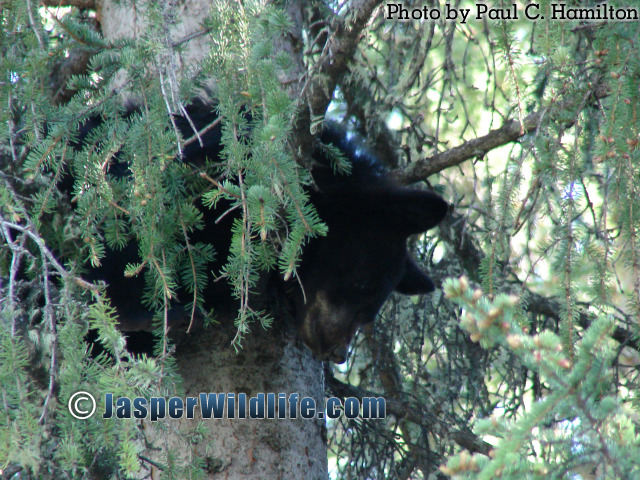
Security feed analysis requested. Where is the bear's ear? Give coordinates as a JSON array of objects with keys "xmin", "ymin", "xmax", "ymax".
[
  {"xmin": 395, "ymin": 256, "xmax": 436, "ymax": 294},
  {"xmin": 383, "ymin": 189, "xmax": 448, "ymax": 236}
]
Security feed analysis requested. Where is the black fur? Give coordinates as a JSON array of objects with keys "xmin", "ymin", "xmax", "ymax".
[
  {"xmin": 294, "ymin": 126, "xmax": 448, "ymax": 362},
  {"xmin": 76, "ymin": 103, "xmax": 448, "ymax": 363}
]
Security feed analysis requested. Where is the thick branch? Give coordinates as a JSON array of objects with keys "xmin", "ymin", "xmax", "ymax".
[
  {"xmin": 391, "ymin": 110, "xmax": 544, "ymax": 184},
  {"xmin": 293, "ymin": 0, "xmax": 385, "ymax": 162},
  {"xmin": 304, "ymin": 0, "xmax": 383, "ymax": 118},
  {"xmin": 392, "ymin": 75, "xmax": 608, "ymax": 184}
]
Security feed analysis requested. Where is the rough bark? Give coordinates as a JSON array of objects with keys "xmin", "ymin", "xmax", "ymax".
[{"xmin": 144, "ymin": 321, "xmax": 328, "ymax": 479}]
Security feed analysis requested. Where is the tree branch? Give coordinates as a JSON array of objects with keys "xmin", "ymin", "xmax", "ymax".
[
  {"xmin": 48, "ymin": 47, "xmax": 95, "ymax": 105},
  {"xmin": 391, "ymin": 110, "xmax": 544, "ymax": 184},
  {"xmin": 303, "ymin": 0, "xmax": 383, "ymax": 118},
  {"xmin": 438, "ymin": 211, "xmax": 640, "ymax": 354},
  {"xmin": 525, "ymin": 292, "xmax": 640, "ymax": 354},
  {"xmin": 325, "ymin": 370, "xmax": 493, "ymax": 456},
  {"xmin": 0, "ymin": 217, "xmax": 99, "ymax": 292},
  {"xmin": 391, "ymin": 74, "xmax": 609, "ymax": 185},
  {"xmin": 293, "ymin": 0, "xmax": 385, "ymax": 163}
]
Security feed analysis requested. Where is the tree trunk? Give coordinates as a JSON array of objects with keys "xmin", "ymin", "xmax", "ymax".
[{"xmin": 142, "ymin": 322, "xmax": 328, "ymax": 479}]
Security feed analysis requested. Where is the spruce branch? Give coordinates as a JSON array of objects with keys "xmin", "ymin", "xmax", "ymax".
[
  {"xmin": 440, "ymin": 210, "xmax": 640, "ymax": 354},
  {"xmin": 0, "ymin": 217, "xmax": 99, "ymax": 293},
  {"xmin": 1, "ymin": 182, "xmax": 97, "ymax": 425}
]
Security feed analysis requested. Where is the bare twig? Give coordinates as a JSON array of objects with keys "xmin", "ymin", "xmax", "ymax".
[{"xmin": 0, "ymin": 217, "xmax": 99, "ymax": 292}]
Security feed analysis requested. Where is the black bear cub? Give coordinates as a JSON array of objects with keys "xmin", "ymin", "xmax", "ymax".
[
  {"xmin": 83, "ymin": 103, "xmax": 448, "ymax": 363},
  {"xmin": 294, "ymin": 126, "xmax": 447, "ymax": 362}
]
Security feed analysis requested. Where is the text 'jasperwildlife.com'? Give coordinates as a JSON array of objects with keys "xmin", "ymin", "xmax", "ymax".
[{"xmin": 67, "ymin": 392, "xmax": 387, "ymax": 421}]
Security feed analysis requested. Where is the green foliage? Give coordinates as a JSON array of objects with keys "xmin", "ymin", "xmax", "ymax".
[
  {"xmin": 325, "ymin": 2, "xmax": 640, "ymax": 480},
  {"xmin": 0, "ymin": 0, "xmax": 312, "ymax": 478},
  {"xmin": 3, "ymin": 0, "xmax": 640, "ymax": 478},
  {"xmin": 197, "ymin": 0, "xmax": 325, "ymax": 338},
  {"xmin": 442, "ymin": 277, "xmax": 640, "ymax": 479}
]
